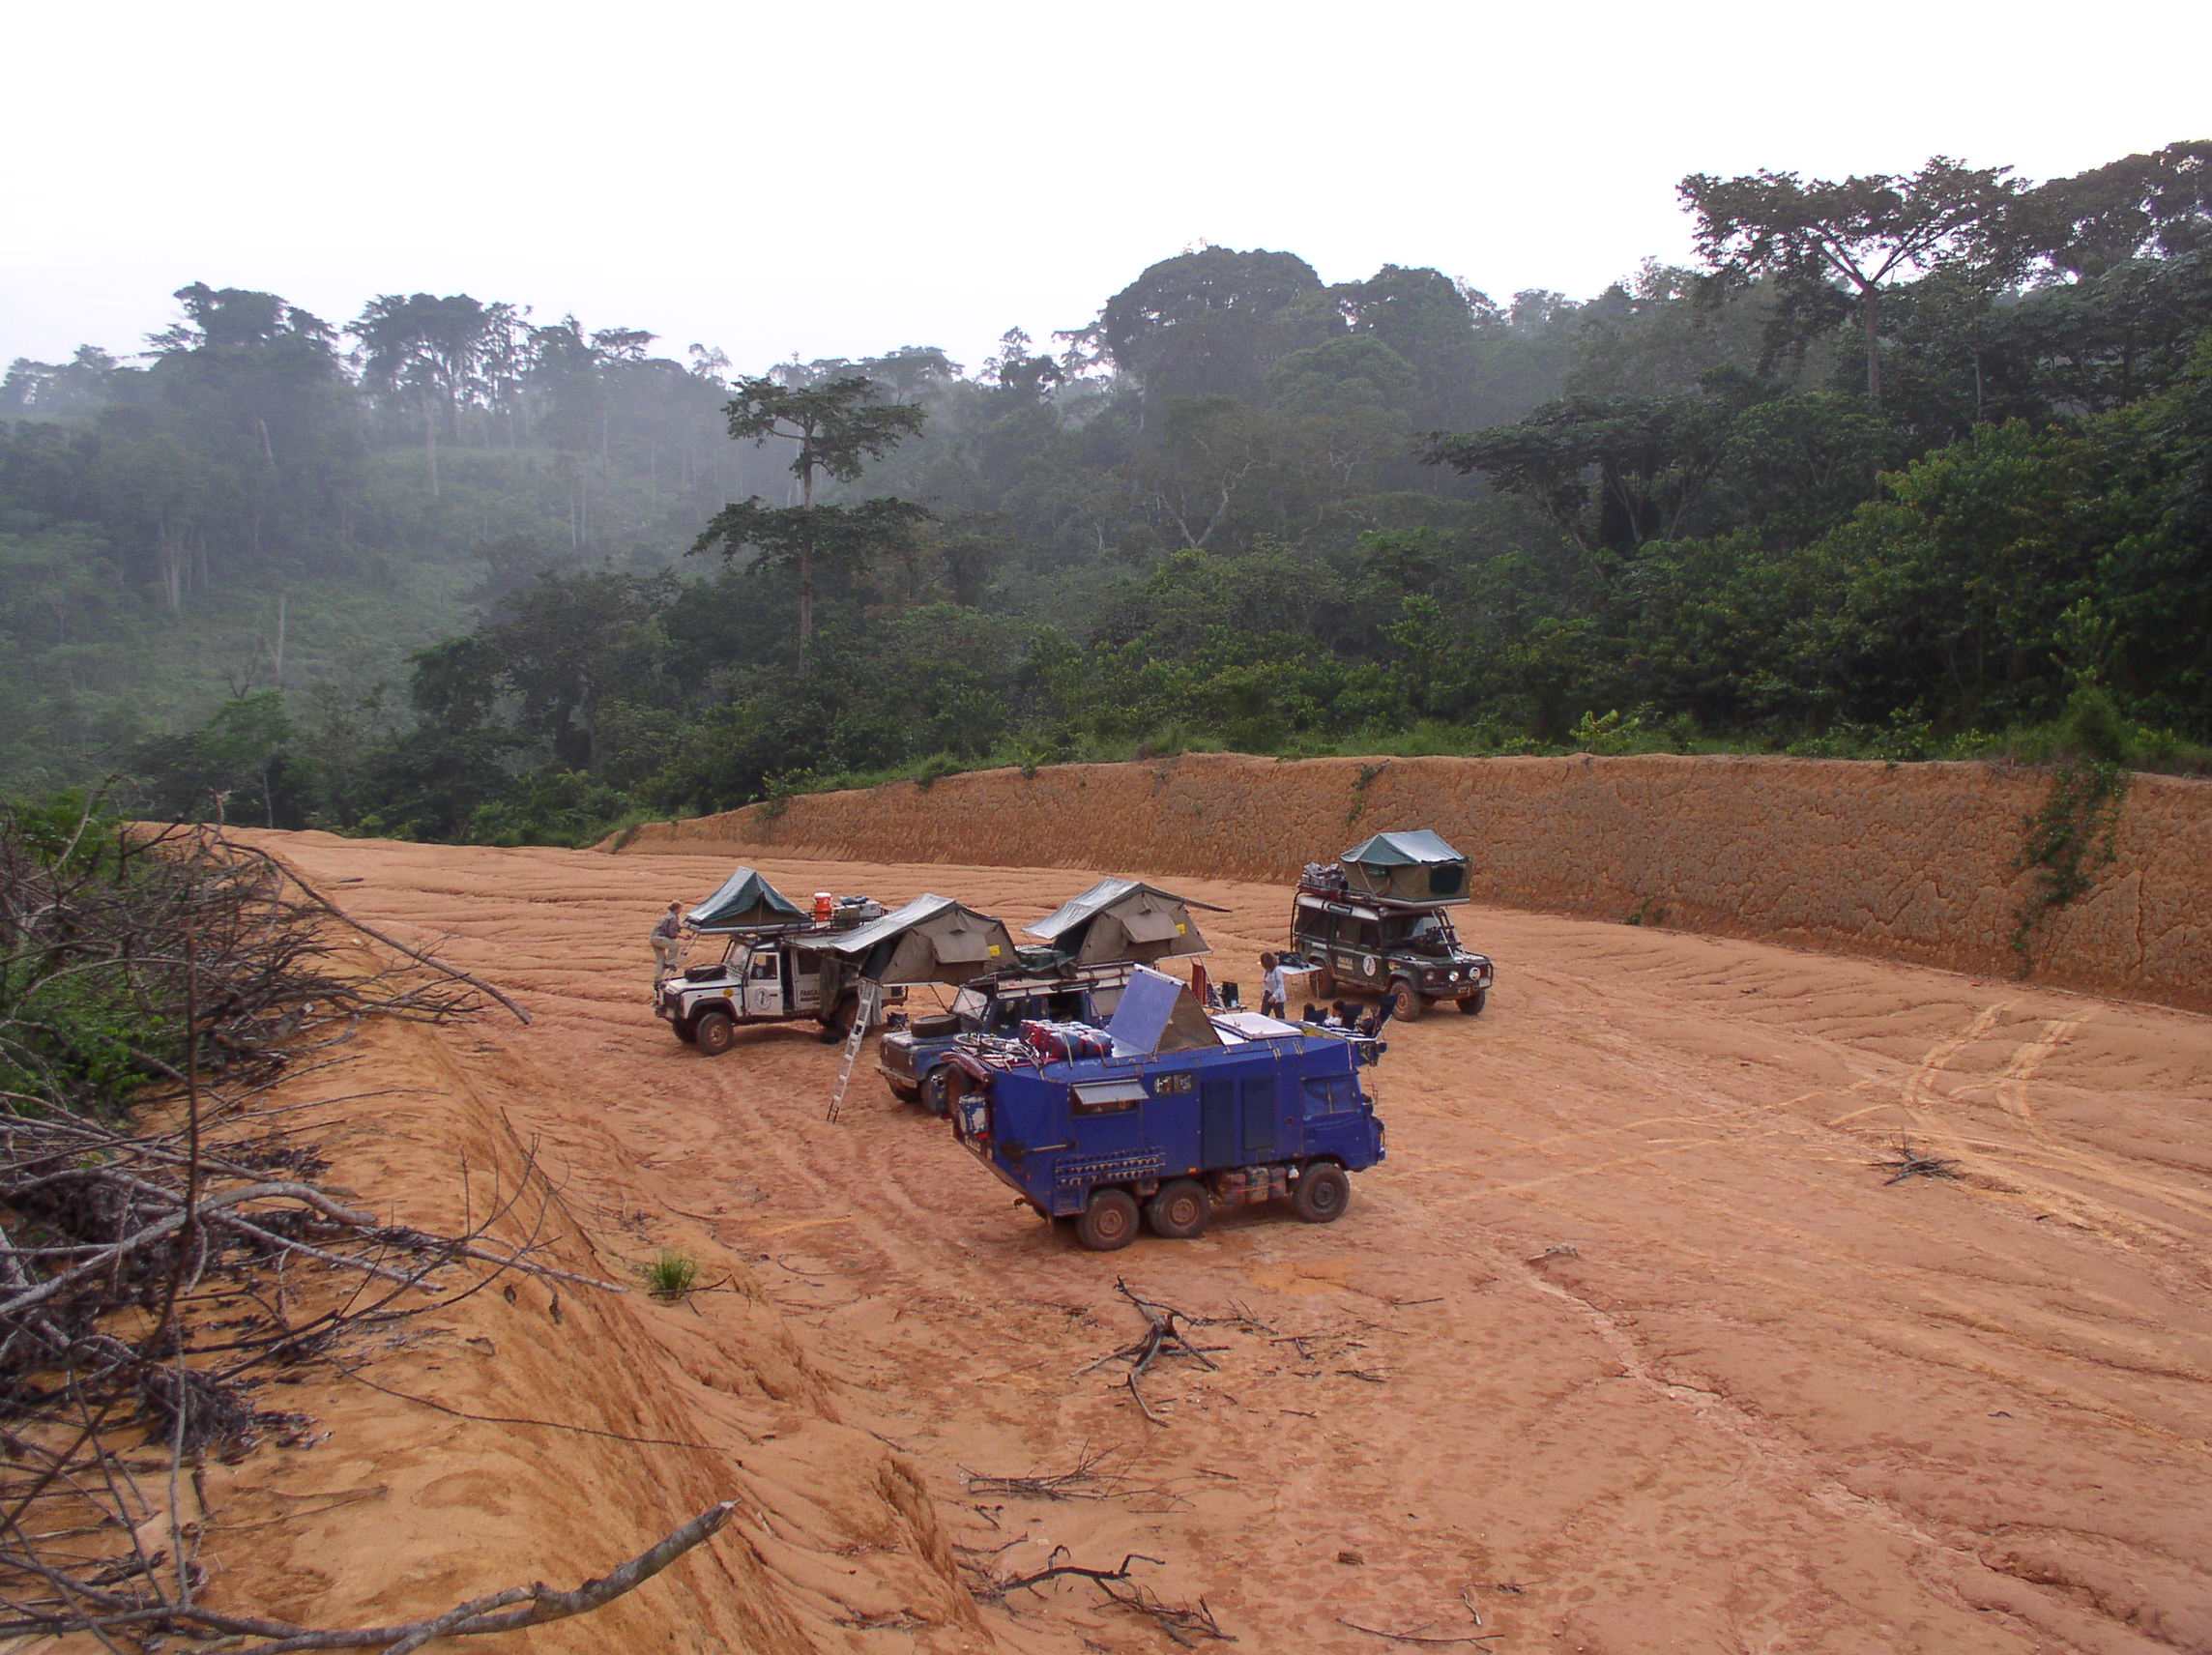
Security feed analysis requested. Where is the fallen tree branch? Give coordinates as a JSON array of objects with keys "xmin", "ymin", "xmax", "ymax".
[
  {"xmin": 1338, "ymin": 1618, "xmax": 1498, "ymax": 1645},
  {"xmin": 980, "ymin": 1548, "xmax": 1232, "ymax": 1646},
  {"xmin": 149, "ymin": 1501, "xmax": 735, "ymax": 1652},
  {"xmin": 227, "ymin": 840, "xmax": 532, "ymax": 1027}
]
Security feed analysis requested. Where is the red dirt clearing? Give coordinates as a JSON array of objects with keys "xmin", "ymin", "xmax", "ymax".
[{"xmin": 240, "ymin": 832, "xmax": 2212, "ymax": 1655}]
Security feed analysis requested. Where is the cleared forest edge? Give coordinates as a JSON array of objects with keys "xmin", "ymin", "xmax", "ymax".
[
  {"xmin": 190, "ymin": 886, "xmax": 991, "ymax": 1654},
  {"xmin": 614, "ymin": 752, "xmax": 2212, "ymax": 1014}
]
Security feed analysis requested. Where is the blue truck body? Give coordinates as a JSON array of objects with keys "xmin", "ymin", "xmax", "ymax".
[{"xmin": 946, "ymin": 1022, "xmax": 1385, "ymax": 1247}]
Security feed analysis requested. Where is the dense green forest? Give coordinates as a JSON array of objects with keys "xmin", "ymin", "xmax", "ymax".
[{"xmin": 4, "ymin": 142, "xmax": 2207, "ymax": 842}]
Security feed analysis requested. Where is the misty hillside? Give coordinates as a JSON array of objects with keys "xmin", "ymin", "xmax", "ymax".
[{"xmin": 3, "ymin": 141, "xmax": 2207, "ymax": 841}]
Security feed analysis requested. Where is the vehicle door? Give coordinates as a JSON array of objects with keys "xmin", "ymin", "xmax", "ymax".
[
  {"xmin": 743, "ymin": 946, "xmax": 784, "ymax": 1018},
  {"xmin": 1145, "ymin": 1069, "xmax": 1202, "ymax": 1176},
  {"xmin": 1199, "ymin": 1074, "xmax": 1238, "ymax": 1170},
  {"xmin": 1238, "ymin": 1054, "xmax": 1288, "ymax": 1164},
  {"xmin": 1293, "ymin": 1061, "xmax": 1370, "ymax": 1162},
  {"xmin": 1337, "ymin": 915, "xmax": 1383, "ymax": 985}
]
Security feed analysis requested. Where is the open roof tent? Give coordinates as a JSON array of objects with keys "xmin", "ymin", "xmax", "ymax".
[
  {"xmin": 826, "ymin": 894, "xmax": 1020, "ymax": 986},
  {"xmin": 685, "ymin": 866, "xmax": 807, "ymax": 933},
  {"xmin": 1026, "ymin": 878, "xmax": 1227, "ymax": 965},
  {"xmin": 1339, "ymin": 829, "xmax": 1470, "ymax": 904}
]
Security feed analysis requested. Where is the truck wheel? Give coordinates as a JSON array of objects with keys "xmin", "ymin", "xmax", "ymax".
[
  {"xmin": 692, "ymin": 1009, "xmax": 737, "ymax": 1057},
  {"xmin": 1388, "ymin": 980, "xmax": 1425, "ymax": 1022},
  {"xmin": 1293, "ymin": 1163, "xmax": 1351, "ymax": 1224},
  {"xmin": 1457, "ymin": 987, "xmax": 1488, "ymax": 1015},
  {"xmin": 886, "ymin": 1079, "xmax": 920, "ymax": 1104},
  {"xmin": 920, "ymin": 1069, "xmax": 951, "ymax": 1118},
  {"xmin": 1075, "ymin": 1188, "xmax": 1140, "ymax": 1252},
  {"xmin": 674, "ymin": 1017, "xmax": 698, "ymax": 1045},
  {"xmin": 1146, "ymin": 1179, "xmax": 1208, "ymax": 1240},
  {"xmin": 1313, "ymin": 969, "xmax": 1336, "ymax": 998}
]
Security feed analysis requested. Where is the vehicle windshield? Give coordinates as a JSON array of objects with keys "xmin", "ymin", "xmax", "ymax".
[
  {"xmin": 1387, "ymin": 915, "xmax": 1459, "ymax": 955},
  {"xmin": 980, "ymin": 987, "xmax": 1096, "ymax": 1031}
]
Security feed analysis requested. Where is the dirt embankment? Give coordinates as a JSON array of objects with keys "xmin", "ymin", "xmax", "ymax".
[
  {"xmin": 187, "ymin": 879, "xmax": 992, "ymax": 1654},
  {"xmin": 615, "ymin": 752, "xmax": 2212, "ymax": 1013}
]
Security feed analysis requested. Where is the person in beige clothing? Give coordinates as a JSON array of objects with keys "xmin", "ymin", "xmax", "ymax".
[{"xmin": 650, "ymin": 902, "xmax": 685, "ymax": 981}]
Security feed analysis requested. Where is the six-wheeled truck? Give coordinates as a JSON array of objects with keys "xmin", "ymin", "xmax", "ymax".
[
  {"xmin": 1289, "ymin": 829, "xmax": 1494, "ymax": 1020},
  {"xmin": 653, "ymin": 868, "xmax": 902, "ymax": 1053},
  {"xmin": 944, "ymin": 968, "xmax": 1387, "ymax": 1250}
]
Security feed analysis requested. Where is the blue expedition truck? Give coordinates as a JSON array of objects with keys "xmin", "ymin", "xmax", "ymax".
[{"xmin": 944, "ymin": 991, "xmax": 1386, "ymax": 1251}]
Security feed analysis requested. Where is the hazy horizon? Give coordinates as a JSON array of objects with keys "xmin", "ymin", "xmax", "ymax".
[{"xmin": 8, "ymin": 0, "xmax": 2209, "ymax": 376}]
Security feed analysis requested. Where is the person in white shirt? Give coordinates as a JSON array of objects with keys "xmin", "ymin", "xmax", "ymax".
[{"xmin": 1260, "ymin": 952, "xmax": 1287, "ymax": 1019}]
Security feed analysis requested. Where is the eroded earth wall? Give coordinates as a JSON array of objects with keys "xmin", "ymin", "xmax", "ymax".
[{"xmin": 618, "ymin": 753, "xmax": 2212, "ymax": 1013}]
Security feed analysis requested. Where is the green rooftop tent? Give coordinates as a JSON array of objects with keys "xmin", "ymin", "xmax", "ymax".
[
  {"xmin": 1339, "ymin": 829, "xmax": 1470, "ymax": 904},
  {"xmin": 824, "ymin": 894, "xmax": 1020, "ymax": 986},
  {"xmin": 1026, "ymin": 878, "xmax": 1227, "ymax": 966},
  {"xmin": 685, "ymin": 866, "xmax": 807, "ymax": 933}
]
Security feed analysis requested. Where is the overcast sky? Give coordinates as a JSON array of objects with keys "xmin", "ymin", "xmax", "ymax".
[{"xmin": 7, "ymin": 0, "xmax": 2206, "ymax": 376}]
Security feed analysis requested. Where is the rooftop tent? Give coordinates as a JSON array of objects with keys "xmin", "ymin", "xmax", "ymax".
[
  {"xmin": 824, "ymin": 893, "xmax": 1019, "ymax": 986},
  {"xmin": 685, "ymin": 866, "xmax": 807, "ymax": 933},
  {"xmin": 1339, "ymin": 829, "xmax": 1470, "ymax": 904},
  {"xmin": 1026, "ymin": 878, "xmax": 1227, "ymax": 965}
]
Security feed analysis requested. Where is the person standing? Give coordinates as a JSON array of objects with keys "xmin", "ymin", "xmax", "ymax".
[
  {"xmin": 651, "ymin": 902, "xmax": 685, "ymax": 981},
  {"xmin": 1260, "ymin": 951, "xmax": 1287, "ymax": 1019}
]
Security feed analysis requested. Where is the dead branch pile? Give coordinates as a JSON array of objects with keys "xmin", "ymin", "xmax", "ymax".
[
  {"xmin": 1874, "ymin": 1136, "xmax": 1963, "ymax": 1184},
  {"xmin": 1079, "ymin": 1280, "xmax": 1279, "ymax": 1428},
  {"xmin": 0, "ymin": 805, "xmax": 700, "ymax": 1650}
]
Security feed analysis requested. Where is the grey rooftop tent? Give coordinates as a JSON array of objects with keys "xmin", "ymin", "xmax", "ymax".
[
  {"xmin": 824, "ymin": 894, "xmax": 1019, "ymax": 986},
  {"xmin": 1339, "ymin": 829, "xmax": 1470, "ymax": 904},
  {"xmin": 685, "ymin": 867, "xmax": 807, "ymax": 933},
  {"xmin": 1026, "ymin": 878, "xmax": 1227, "ymax": 966}
]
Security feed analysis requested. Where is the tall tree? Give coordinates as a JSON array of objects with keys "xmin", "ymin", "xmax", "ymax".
[
  {"xmin": 1680, "ymin": 158, "xmax": 2016, "ymax": 404},
  {"xmin": 693, "ymin": 375, "xmax": 927, "ymax": 668},
  {"xmin": 348, "ymin": 292, "xmax": 519, "ymax": 492}
]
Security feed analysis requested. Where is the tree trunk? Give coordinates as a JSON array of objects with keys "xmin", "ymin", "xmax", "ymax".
[
  {"xmin": 1860, "ymin": 285, "xmax": 1883, "ymax": 406},
  {"xmin": 798, "ymin": 461, "xmax": 815, "ymax": 673}
]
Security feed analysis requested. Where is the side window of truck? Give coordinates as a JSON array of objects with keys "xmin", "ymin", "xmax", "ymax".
[
  {"xmin": 1301, "ymin": 1076, "xmax": 1358, "ymax": 1118},
  {"xmin": 749, "ymin": 952, "xmax": 778, "ymax": 980},
  {"xmin": 1071, "ymin": 1080, "xmax": 1145, "ymax": 1116}
]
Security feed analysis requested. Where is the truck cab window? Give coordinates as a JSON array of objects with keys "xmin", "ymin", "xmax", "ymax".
[{"xmin": 1301, "ymin": 1075, "xmax": 1358, "ymax": 1118}]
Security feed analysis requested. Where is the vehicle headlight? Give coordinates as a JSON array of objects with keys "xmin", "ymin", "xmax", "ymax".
[{"xmin": 1449, "ymin": 970, "xmax": 1462, "ymax": 982}]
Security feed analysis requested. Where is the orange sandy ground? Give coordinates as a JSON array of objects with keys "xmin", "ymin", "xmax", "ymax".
[{"xmin": 196, "ymin": 832, "xmax": 2211, "ymax": 1655}]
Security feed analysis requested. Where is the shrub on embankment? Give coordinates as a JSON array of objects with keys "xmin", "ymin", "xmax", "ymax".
[{"xmin": 616, "ymin": 750, "xmax": 2212, "ymax": 1015}]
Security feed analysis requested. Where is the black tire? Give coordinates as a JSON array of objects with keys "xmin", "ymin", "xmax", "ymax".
[
  {"xmin": 1313, "ymin": 969, "xmax": 1336, "ymax": 998},
  {"xmin": 1389, "ymin": 980, "xmax": 1425, "ymax": 1022},
  {"xmin": 1075, "ymin": 1187, "xmax": 1141, "ymax": 1252},
  {"xmin": 920, "ymin": 1069, "xmax": 951, "ymax": 1118},
  {"xmin": 692, "ymin": 1008, "xmax": 737, "ymax": 1057},
  {"xmin": 674, "ymin": 1017, "xmax": 698, "ymax": 1044},
  {"xmin": 886, "ymin": 1079, "xmax": 920, "ymax": 1104},
  {"xmin": 1293, "ymin": 1163, "xmax": 1352, "ymax": 1224},
  {"xmin": 1145, "ymin": 1179, "xmax": 1208, "ymax": 1240},
  {"xmin": 1457, "ymin": 987, "xmax": 1488, "ymax": 1016}
]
